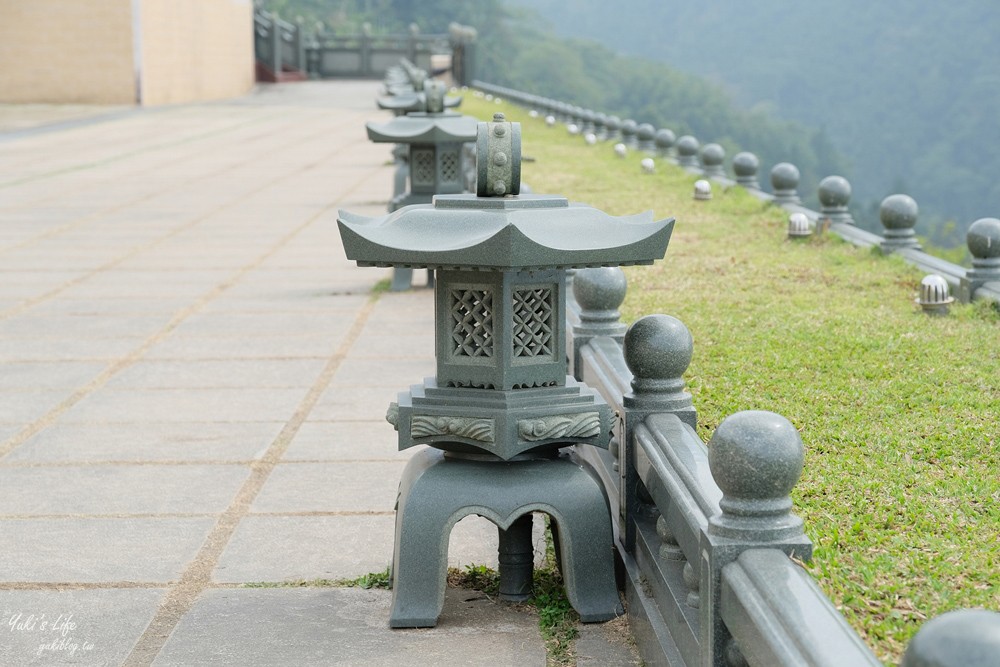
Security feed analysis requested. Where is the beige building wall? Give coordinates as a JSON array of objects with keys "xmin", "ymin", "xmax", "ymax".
[
  {"xmin": 0, "ymin": 0, "xmax": 137, "ymax": 104},
  {"xmin": 139, "ymin": 0, "xmax": 255, "ymax": 106},
  {"xmin": 0, "ymin": 0, "xmax": 254, "ymax": 105}
]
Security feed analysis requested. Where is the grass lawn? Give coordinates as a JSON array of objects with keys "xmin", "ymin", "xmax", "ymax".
[{"xmin": 462, "ymin": 94, "xmax": 999, "ymax": 664}]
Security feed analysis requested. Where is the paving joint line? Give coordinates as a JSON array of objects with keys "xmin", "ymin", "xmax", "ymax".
[
  {"xmin": 0, "ymin": 131, "xmax": 373, "ymax": 322},
  {"xmin": 0, "ymin": 163, "xmax": 387, "ymax": 461},
  {"xmin": 0, "ymin": 113, "xmax": 308, "ymax": 257},
  {"xmin": 0, "ymin": 109, "xmax": 288, "ymax": 191},
  {"xmin": 123, "ymin": 290, "xmax": 380, "ymax": 666}
]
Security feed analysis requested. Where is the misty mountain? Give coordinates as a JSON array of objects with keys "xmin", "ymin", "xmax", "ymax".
[{"xmin": 511, "ymin": 0, "xmax": 1000, "ymax": 244}]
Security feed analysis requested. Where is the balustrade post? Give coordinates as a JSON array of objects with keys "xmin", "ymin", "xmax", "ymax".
[
  {"xmin": 700, "ymin": 411, "xmax": 813, "ymax": 666},
  {"xmin": 770, "ymin": 162, "xmax": 801, "ymax": 205},
  {"xmin": 407, "ymin": 23, "xmax": 419, "ymax": 65},
  {"xmin": 700, "ymin": 143, "xmax": 726, "ymax": 179},
  {"xmin": 605, "ymin": 115, "xmax": 622, "ymax": 142},
  {"xmin": 621, "ymin": 315, "xmax": 696, "ymax": 549},
  {"xmin": 571, "ymin": 267, "xmax": 628, "ymax": 380},
  {"xmin": 655, "ymin": 128, "xmax": 676, "ymax": 162},
  {"xmin": 902, "ymin": 609, "xmax": 1000, "ymax": 667},
  {"xmin": 621, "ymin": 119, "xmax": 639, "ymax": 149},
  {"xmin": 817, "ymin": 175, "xmax": 854, "ymax": 228},
  {"xmin": 270, "ymin": 13, "xmax": 282, "ymax": 77},
  {"xmin": 879, "ymin": 194, "xmax": 922, "ymax": 253},
  {"xmin": 958, "ymin": 217, "xmax": 1000, "ymax": 302},
  {"xmin": 360, "ymin": 22, "xmax": 372, "ymax": 77},
  {"xmin": 594, "ymin": 112, "xmax": 609, "ymax": 141},
  {"xmin": 677, "ymin": 135, "xmax": 701, "ymax": 171},
  {"xmin": 732, "ymin": 152, "xmax": 760, "ymax": 190},
  {"xmin": 637, "ymin": 123, "xmax": 656, "ymax": 153},
  {"xmin": 295, "ymin": 17, "xmax": 307, "ymax": 73}
]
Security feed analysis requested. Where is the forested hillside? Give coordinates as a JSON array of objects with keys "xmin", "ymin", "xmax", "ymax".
[{"xmin": 515, "ymin": 0, "xmax": 1000, "ymax": 248}]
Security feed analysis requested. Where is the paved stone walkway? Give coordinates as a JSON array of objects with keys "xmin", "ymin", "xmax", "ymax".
[{"xmin": 0, "ymin": 81, "xmax": 638, "ymax": 666}]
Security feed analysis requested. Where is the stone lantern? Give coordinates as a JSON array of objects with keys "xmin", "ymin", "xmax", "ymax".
[
  {"xmin": 337, "ymin": 113, "xmax": 674, "ymax": 628},
  {"xmin": 366, "ymin": 80, "xmax": 477, "ymax": 212},
  {"xmin": 366, "ymin": 80, "xmax": 478, "ymax": 290},
  {"xmin": 376, "ymin": 85, "xmax": 462, "ymax": 117}
]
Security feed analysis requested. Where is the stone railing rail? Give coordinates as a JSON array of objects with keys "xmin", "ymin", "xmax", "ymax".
[
  {"xmin": 563, "ymin": 267, "xmax": 1000, "ymax": 665},
  {"xmin": 473, "ymin": 81, "xmax": 1000, "ymax": 311},
  {"xmin": 254, "ymin": 10, "xmax": 308, "ymax": 80},
  {"xmin": 310, "ymin": 24, "xmax": 450, "ymax": 79},
  {"xmin": 253, "ymin": 8, "xmax": 476, "ymax": 85}
]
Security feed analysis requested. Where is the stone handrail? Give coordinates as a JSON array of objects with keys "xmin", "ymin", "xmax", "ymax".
[{"xmin": 563, "ymin": 266, "xmax": 997, "ymax": 665}]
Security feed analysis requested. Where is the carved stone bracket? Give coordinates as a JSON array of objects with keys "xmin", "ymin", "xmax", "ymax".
[
  {"xmin": 517, "ymin": 412, "xmax": 601, "ymax": 441},
  {"xmin": 411, "ymin": 415, "xmax": 495, "ymax": 443}
]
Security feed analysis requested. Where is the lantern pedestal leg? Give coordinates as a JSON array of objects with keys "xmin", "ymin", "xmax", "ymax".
[{"xmin": 389, "ymin": 447, "xmax": 623, "ymax": 628}]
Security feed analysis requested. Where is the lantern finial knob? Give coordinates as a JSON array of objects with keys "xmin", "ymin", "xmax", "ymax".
[{"xmin": 477, "ymin": 112, "xmax": 521, "ymax": 197}]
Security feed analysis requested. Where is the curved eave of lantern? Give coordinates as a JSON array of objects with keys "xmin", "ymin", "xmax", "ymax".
[
  {"xmin": 384, "ymin": 83, "xmax": 417, "ymax": 96},
  {"xmin": 366, "ymin": 114, "xmax": 478, "ymax": 144},
  {"xmin": 376, "ymin": 93, "xmax": 462, "ymax": 112},
  {"xmin": 337, "ymin": 194, "xmax": 674, "ymax": 271}
]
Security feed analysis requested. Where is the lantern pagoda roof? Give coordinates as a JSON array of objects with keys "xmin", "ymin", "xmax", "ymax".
[
  {"xmin": 338, "ymin": 194, "xmax": 674, "ymax": 271},
  {"xmin": 377, "ymin": 92, "xmax": 462, "ymax": 113},
  {"xmin": 366, "ymin": 112, "xmax": 478, "ymax": 144}
]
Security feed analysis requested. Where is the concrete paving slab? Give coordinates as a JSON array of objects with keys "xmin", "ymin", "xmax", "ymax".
[
  {"xmin": 0, "ymin": 465, "xmax": 249, "ymax": 515},
  {"xmin": 104, "ymin": 359, "xmax": 327, "ymax": 390},
  {"xmin": 347, "ymin": 331, "xmax": 436, "ymax": 359},
  {"xmin": 251, "ymin": 462, "xmax": 405, "ymax": 513},
  {"xmin": 331, "ymin": 358, "xmax": 436, "ymax": 387},
  {"xmin": 0, "ymin": 518, "xmax": 215, "ymax": 582},
  {"xmin": 142, "ymin": 334, "xmax": 339, "ymax": 361},
  {"xmin": 153, "ymin": 587, "xmax": 547, "ymax": 667},
  {"xmin": 213, "ymin": 515, "xmax": 396, "ymax": 583},
  {"xmin": 282, "ymin": 420, "xmax": 407, "ymax": 461},
  {"xmin": 168, "ymin": 311, "xmax": 353, "ymax": 338},
  {"xmin": 0, "ymin": 389, "xmax": 77, "ymax": 423},
  {"xmin": 0, "ymin": 336, "xmax": 149, "ymax": 362},
  {"xmin": 0, "ymin": 313, "xmax": 174, "ymax": 339},
  {"xmin": 0, "ymin": 588, "xmax": 165, "ymax": 667},
  {"xmin": 58, "ymin": 387, "xmax": 309, "ymax": 423},
  {"xmin": 27, "ymin": 297, "xmax": 194, "ymax": 316},
  {"xmin": 5, "ymin": 422, "xmax": 282, "ymax": 463},
  {"xmin": 311, "ymin": 386, "xmax": 400, "ymax": 422}
]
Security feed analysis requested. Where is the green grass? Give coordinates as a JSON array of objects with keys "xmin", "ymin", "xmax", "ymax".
[
  {"xmin": 240, "ymin": 567, "xmax": 392, "ymax": 590},
  {"xmin": 462, "ymin": 94, "xmax": 1000, "ymax": 664}
]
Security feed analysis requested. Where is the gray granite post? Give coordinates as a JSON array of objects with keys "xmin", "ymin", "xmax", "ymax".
[
  {"xmin": 958, "ymin": 217, "xmax": 1000, "ymax": 302},
  {"xmin": 770, "ymin": 163, "xmax": 801, "ymax": 205},
  {"xmin": 879, "ymin": 194, "xmax": 922, "ymax": 253},
  {"xmin": 701, "ymin": 411, "xmax": 813, "ymax": 666}
]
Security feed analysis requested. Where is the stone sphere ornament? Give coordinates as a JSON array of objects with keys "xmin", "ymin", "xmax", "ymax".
[
  {"xmin": 770, "ymin": 162, "xmax": 801, "ymax": 205},
  {"xmin": 699, "ymin": 143, "xmax": 726, "ymax": 178},
  {"xmin": 732, "ymin": 151, "xmax": 760, "ymax": 189},
  {"xmin": 879, "ymin": 194, "xmax": 921, "ymax": 252},
  {"xmin": 817, "ymin": 175, "xmax": 854, "ymax": 225},
  {"xmin": 676, "ymin": 135, "xmax": 700, "ymax": 168}
]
